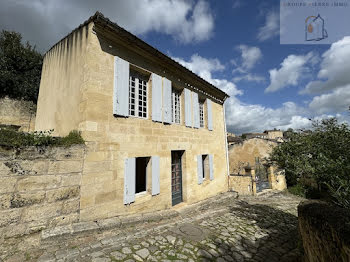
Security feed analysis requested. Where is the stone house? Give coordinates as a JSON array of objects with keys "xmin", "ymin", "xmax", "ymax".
[{"xmin": 35, "ymin": 12, "xmax": 229, "ymax": 221}]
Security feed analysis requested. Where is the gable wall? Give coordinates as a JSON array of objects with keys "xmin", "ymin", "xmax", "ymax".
[{"xmin": 35, "ymin": 24, "xmax": 90, "ymax": 136}]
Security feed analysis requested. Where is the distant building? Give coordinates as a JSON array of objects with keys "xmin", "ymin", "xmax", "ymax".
[{"xmin": 264, "ymin": 130, "xmax": 283, "ymax": 140}]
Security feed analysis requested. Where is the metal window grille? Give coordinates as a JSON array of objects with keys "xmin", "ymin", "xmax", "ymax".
[
  {"xmin": 129, "ymin": 71, "xmax": 147, "ymax": 118},
  {"xmin": 199, "ymin": 102, "xmax": 204, "ymax": 128},
  {"xmin": 172, "ymin": 90, "xmax": 181, "ymax": 124}
]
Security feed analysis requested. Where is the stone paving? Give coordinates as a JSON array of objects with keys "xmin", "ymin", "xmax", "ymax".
[{"xmin": 1, "ymin": 191, "xmax": 303, "ymax": 262}]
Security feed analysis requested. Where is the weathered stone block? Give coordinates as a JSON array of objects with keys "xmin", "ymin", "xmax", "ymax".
[
  {"xmin": 0, "ymin": 162, "xmax": 11, "ymax": 176},
  {"xmin": 83, "ymin": 160, "xmax": 111, "ymax": 173},
  {"xmin": 3, "ymin": 223, "xmax": 27, "ymax": 238},
  {"xmin": 62, "ymin": 198, "xmax": 80, "ymax": 214},
  {"xmin": 46, "ymin": 186, "xmax": 79, "ymax": 203},
  {"xmin": 49, "ymin": 213, "xmax": 79, "ymax": 227},
  {"xmin": 41, "ymin": 224, "xmax": 73, "ymax": 239},
  {"xmin": 54, "ymin": 146, "xmax": 85, "ymax": 160},
  {"xmin": 0, "ymin": 177, "xmax": 17, "ymax": 193},
  {"xmin": 95, "ymin": 190, "xmax": 116, "ymax": 205},
  {"xmin": 22, "ymin": 202, "xmax": 62, "ymax": 222},
  {"xmin": 0, "ymin": 194, "xmax": 11, "ymax": 209},
  {"xmin": 17, "ymin": 175, "xmax": 61, "ymax": 192},
  {"xmin": 48, "ymin": 160, "xmax": 83, "ymax": 174},
  {"xmin": 0, "ymin": 209, "xmax": 22, "ymax": 227},
  {"xmin": 61, "ymin": 173, "xmax": 81, "ymax": 187},
  {"xmin": 10, "ymin": 192, "xmax": 46, "ymax": 208}
]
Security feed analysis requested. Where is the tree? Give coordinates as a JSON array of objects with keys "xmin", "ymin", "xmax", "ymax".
[
  {"xmin": 0, "ymin": 30, "xmax": 43, "ymax": 103},
  {"xmin": 269, "ymin": 118, "xmax": 350, "ymax": 209}
]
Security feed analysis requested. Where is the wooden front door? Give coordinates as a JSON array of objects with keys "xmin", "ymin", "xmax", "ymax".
[{"xmin": 171, "ymin": 151, "xmax": 183, "ymax": 206}]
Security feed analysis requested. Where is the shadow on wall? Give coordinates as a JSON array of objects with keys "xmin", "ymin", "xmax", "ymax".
[{"xmin": 209, "ymin": 201, "xmax": 302, "ymax": 261}]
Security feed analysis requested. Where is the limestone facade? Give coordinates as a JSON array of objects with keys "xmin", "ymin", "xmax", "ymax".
[{"xmin": 35, "ymin": 13, "xmax": 229, "ymax": 221}]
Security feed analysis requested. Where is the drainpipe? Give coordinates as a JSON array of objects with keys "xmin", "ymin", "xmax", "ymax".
[{"xmin": 222, "ymin": 97, "xmax": 230, "ymax": 192}]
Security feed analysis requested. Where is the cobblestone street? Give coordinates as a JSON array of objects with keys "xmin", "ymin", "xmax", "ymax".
[{"xmin": 2, "ymin": 191, "xmax": 303, "ymax": 262}]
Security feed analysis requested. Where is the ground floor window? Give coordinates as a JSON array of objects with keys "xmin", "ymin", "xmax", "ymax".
[
  {"xmin": 136, "ymin": 157, "xmax": 150, "ymax": 193},
  {"xmin": 202, "ymin": 154, "xmax": 209, "ymax": 179}
]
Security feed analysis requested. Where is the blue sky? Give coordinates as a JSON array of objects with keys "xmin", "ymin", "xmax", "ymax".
[{"xmin": 1, "ymin": 0, "xmax": 349, "ymax": 134}]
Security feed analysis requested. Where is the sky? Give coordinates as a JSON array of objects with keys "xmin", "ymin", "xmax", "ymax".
[{"xmin": 1, "ymin": 0, "xmax": 350, "ymax": 134}]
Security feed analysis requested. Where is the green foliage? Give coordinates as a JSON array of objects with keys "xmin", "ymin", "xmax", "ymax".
[
  {"xmin": 288, "ymin": 184, "xmax": 306, "ymax": 198},
  {"xmin": 270, "ymin": 118, "xmax": 350, "ymax": 209},
  {"xmin": 0, "ymin": 30, "xmax": 43, "ymax": 103},
  {"xmin": 0, "ymin": 129, "xmax": 85, "ymax": 147}
]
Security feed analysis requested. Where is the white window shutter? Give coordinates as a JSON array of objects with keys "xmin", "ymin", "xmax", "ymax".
[
  {"xmin": 197, "ymin": 155, "xmax": 203, "ymax": 185},
  {"xmin": 209, "ymin": 154, "xmax": 214, "ymax": 180},
  {"xmin": 193, "ymin": 92, "xmax": 200, "ymax": 128},
  {"xmin": 185, "ymin": 88, "xmax": 192, "ymax": 127},
  {"xmin": 124, "ymin": 158, "xmax": 135, "ymax": 204},
  {"xmin": 152, "ymin": 73, "xmax": 162, "ymax": 122},
  {"xmin": 113, "ymin": 56, "xmax": 129, "ymax": 117},
  {"xmin": 163, "ymin": 78, "xmax": 172, "ymax": 124},
  {"xmin": 151, "ymin": 156, "xmax": 160, "ymax": 195},
  {"xmin": 207, "ymin": 98, "xmax": 213, "ymax": 131}
]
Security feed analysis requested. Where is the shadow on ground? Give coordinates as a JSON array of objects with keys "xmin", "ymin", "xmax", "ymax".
[{"xmin": 210, "ymin": 201, "xmax": 302, "ymax": 262}]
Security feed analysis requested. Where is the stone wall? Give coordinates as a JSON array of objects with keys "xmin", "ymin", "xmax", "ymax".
[
  {"xmin": 0, "ymin": 97, "xmax": 36, "ymax": 131},
  {"xmin": 228, "ymin": 138, "xmax": 278, "ymax": 174},
  {"xmin": 228, "ymin": 175, "xmax": 252, "ymax": 195},
  {"xmin": 0, "ymin": 145, "xmax": 84, "ymax": 239},
  {"xmin": 298, "ymin": 200, "xmax": 350, "ymax": 262}
]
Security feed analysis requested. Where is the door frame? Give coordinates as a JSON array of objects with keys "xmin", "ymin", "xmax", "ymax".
[{"xmin": 171, "ymin": 150, "xmax": 184, "ymax": 206}]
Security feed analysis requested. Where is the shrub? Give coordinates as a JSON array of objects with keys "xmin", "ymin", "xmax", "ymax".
[
  {"xmin": 269, "ymin": 118, "xmax": 350, "ymax": 209},
  {"xmin": 288, "ymin": 184, "xmax": 306, "ymax": 197},
  {"xmin": 0, "ymin": 129, "xmax": 84, "ymax": 147}
]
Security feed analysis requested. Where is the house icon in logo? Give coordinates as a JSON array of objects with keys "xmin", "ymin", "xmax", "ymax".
[{"xmin": 305, "ymin": 14, "xmax": 328, "ymax": 41}]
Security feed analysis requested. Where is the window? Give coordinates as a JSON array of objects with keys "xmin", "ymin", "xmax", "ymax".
[
  {"xmin": 129, "ymin": 70, "xmax": 148, "ymax": 118},
  {"xmin": 172, "ymin": 89, "xmax": 181, "ymax": 124},
  {"xmin": 135, "ymin": 157, "xmax": 150, "ymax": 194},
  {"xmin": 199, "ymin": 101, "xmax": 204, "ymax": 128},
  {"xmin": 202, "ymin": 154, "xmax": 209, "ymax": 179}
]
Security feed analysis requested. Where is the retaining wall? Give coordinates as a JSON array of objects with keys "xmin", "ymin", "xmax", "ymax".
[
  {"xmin": 0, "ymin": 97, "xmax": 36, "ymax": 131},
  {"xmin": 298, "ymin": 200, "xmax": 350, "ymax": 262},
  {"xmin": 0, "ymin": 145, "xmax": 84, "ymax": 239}
]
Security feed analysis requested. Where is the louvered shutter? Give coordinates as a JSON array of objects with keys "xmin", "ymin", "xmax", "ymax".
[
  {"xmin": 193, "ymin": 92, "xmax": 200, "ymax": 128},
  {"xmin": 163, "ymin": 78, "xmax": 172, "ymax": 124},
  {"xmin": 207, "ymin": 98, "xmax": 213, "ymax": 131},
  {"xmin": 152, "ymin": 73, "xmax": 162, "ymax": 122},
  {"xmin": 185, "ymin": 88, "xmax": 192, "ymax": 127},
  {"xmin": 197, "ymin": 155, "xmax": 203, "ymax": 185},
  {"xmin": 152, "ymin": 156, "xmax": 160, "ymax": 196},
  {"xmin": 209, "ymin": 154, "xmax": 214, "ymax": 180},
  {"xmin": 113, "ymin": 56, "xmax": 129, "ymax": 117},
  {"xmin": 124, "ymin": 158, "xmax": 135, "ymax": 204}
]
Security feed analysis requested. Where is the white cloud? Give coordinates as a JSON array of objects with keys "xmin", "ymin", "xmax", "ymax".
[
  {"xmin": 233, "ymin": 74, "xmax": 265, "ymax": 83},
  {"xmin": 0, "ymin": 0, "xmax": 215, "ymax": 51},
  {"xmin": 173, "ymin": 54, "xmax": 242, "ymax": 97},
  {"xmin": 173, "ymin": 53, "xmax": 314, "ymax": 134},
  {"xmin": 309, "ymin": 85, "xmax": 350, "ymax": 114},
  {"xmin": 225, "ymin": 99, "xmax": 312, "ymax": 134},
  {"xmin": 231, "ymin": 45, "xmax": 264, "ymax": 82},
  {"xmin": 236, "ymin": 45, "xmax": 262, "ymax": 71},
  {"xmin": 257, "ymin": 10, "xmax": 279, "ymax": 41},
  {"xmin": 265, "ymin": 52, "xmax": 315, "ymax": 93},
  {"xmin": 302, "ymin": 36, "xmax": 350, "ymax": 94}
]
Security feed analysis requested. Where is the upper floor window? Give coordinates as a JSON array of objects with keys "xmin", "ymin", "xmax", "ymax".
[
  {"xmin": 129, "ymin": 70, "xmax": 148, "ymax": 118},
  {"xmin": 172, "ymin": 89, "xmax": 181, "ymax": 124},
  {"xmin": 199, "ymin": 101, "xmax": 204, "ymax": 128}
]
